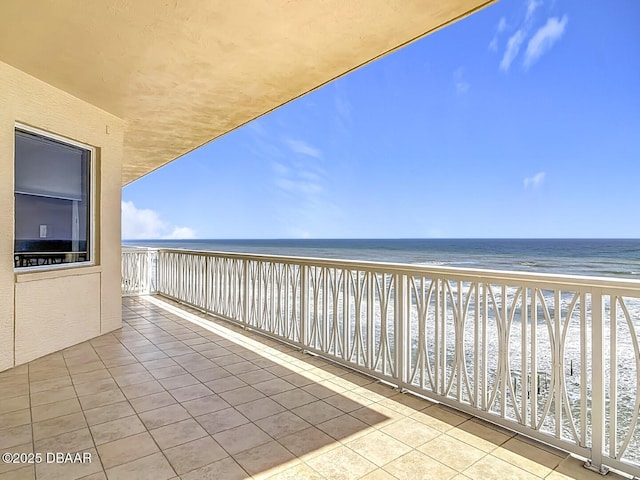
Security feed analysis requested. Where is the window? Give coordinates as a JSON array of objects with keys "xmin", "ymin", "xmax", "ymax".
[{"xmin": 14, "ymin": 127, "xmax": 93, "ymax": 269}]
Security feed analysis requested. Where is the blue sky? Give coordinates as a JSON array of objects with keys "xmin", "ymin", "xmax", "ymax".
[{"xmin": 122, "ymin": 0, "xmax": 640, "ymax": 239}]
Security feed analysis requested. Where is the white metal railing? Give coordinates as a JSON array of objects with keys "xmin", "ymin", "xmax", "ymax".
[
  {"xmin": 121, "ymin": 247, "xmax": 640, "ymax": 477},
  {"xmin": 121, "ymin": 247, "xmax": 156, "ymax": 295}
]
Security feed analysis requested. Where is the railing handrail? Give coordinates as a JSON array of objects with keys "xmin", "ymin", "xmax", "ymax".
[{"xmin": 132, "ymin": 246, "xmax": 640, "ymax": 294}]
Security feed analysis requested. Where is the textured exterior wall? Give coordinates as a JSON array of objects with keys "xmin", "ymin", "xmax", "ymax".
[
  {"xmin": 0, "ymin": 60, "xmax": 124, "ymax": 371},
  {"xmin": 15, "ymin": 273, "xmax": 101, "ymax": 365}
]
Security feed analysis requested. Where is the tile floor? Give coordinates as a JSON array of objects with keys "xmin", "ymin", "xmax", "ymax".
[{"xmin": 0, "ymin": 295, "xmax": 629, "ymax": 480}]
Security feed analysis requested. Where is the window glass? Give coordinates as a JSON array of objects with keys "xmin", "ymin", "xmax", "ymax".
[{"xmin": 14, "ymin": 129, "xmax": 91, "ymax": 268}]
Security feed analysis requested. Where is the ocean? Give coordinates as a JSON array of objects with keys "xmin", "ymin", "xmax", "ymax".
[{"xmin": 123, "ymin": 238, "xmax": 640, "ymax": 279}]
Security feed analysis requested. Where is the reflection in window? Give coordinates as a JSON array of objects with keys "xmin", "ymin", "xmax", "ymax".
[{"xmin": 14, "ymin": 129, "xmax": 91, "ymax": 268}]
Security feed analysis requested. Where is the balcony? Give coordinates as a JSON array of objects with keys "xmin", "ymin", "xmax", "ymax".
[{"xmin": 0, "ymin": 248, "xmax": 638, "ymax": 479}]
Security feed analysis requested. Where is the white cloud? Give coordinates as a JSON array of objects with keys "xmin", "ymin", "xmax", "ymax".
[
  {"xmin": 121, "ymin": 201, "xmax": 196, "ymax": 239},
  {"xmin": 500, "ymin": 29, "xmax": 526, "ymax": 71},
  {"xmin": 284, "ymin": 138, "xmax": 322, "ymax": 159},
  {"xmin": 524, "ymin": 15, "xmax": 568, "ymax": 68},
  {"xmin": 498, "ymin": 16, "xmax": 508, "ymax": 33},
  {"xmin": 489, "ymin": 17, "xmax": 507, "ymax": 52},
  {"xmin": 165, "ymin": 227, "xmax": 197, "ymax": 239},
  {"xmin": 526, "ymin": 0, "xmax": 542, "ymax": 21},
  {"xmin": 453, "ymin": 67, "xmax": 470, "ymax": 95},
  {"xmin": 524, "ymin": 171, "xmax": 546, "ymax": 188}
]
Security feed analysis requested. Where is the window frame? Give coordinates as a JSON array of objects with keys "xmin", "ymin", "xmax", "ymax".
[{"xmin": 14, "ymin": 123, "xmax": 96, "ymax": 272}]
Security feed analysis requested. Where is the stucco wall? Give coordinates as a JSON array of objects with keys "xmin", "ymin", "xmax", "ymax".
[{"xmin": 0, "ymin": 60, "xmax": 124, "ymax": 371}]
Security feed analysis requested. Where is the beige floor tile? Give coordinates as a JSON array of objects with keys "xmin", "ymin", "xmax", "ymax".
[
  {"xmin": 129, "ymin": 391, "xmax": 177, "ymax": 413},
  {"xmin": 34, "ymin": 448, "xmax": 102, "ymax": 480},
  {"xmin": 266, "ymin": 463, "xmax": 324, "ymax": 480},
  {"xmin": 29, "ymin": 375, "xmax": 72, "ymax": 393},
  {"xmin": 105, "ymin": 452, "xmax": 176, "ymax": 480},
  {"xmin": 224, "ymin": 362, "xmax": 260, "ymax": 375},
  {"xmin": 360, "ymin": 468, "xmax": 397, "ymax": 480},
  {"xmin": 74, "ymin": 378, "xmax": 119, "ymax": 397},
  {"xmin": 78, "ymin": 388, "xmax": 127, "ymax": 410},
  {"xmin": 0, "ymin": 425, "xmax": 32, "ymax": 450},
  {"xmin": 349, "ymin": 405, "xmax": 396, "ymax": 428},
  {"xmin": 180, "ymin": 457, "xmax": 249, "ymax": 480},
  {"xmin": 316, "ymin": 414, "xmax": 371, "ymax": 442},
  {"xmin": 141, "ymin": 358, "xmax": 178, "ymax": 370},
  {"xmin": 346, "ymin": 430, "xmax": 412, "ymax": 467},
  {"xmin": 235, "ymin": 397, "xmax": 286, "ymax": 421},
  {"xmin": 149, "ymin": 365, "xmax": 187, "ymax": 379},
  {"xmin": 463, "ymin": 454, "xmax": 539, "ymax": 480},
  {"xmin": 380, "ymin": 416, "xmax": 440, "ymax": 447},
  {"xmin": 35, "ymin": 426, "xmax": 94, "ymax": 453},
  {"xmin": 31, "ymin": 397, "xmax": 81, "ymax": 423},
  {"xmin": 163, "ymin": 435, "xmax": 228, "ymax": 475},
  {"xmin": 205, "ymin": 376, "xmax": 247, "ymax": 393},
  {"xmin": 270, "ymin": 388, "xmax": 318, "ymax": 409},
  {"xmin": 306, "ymin": 445, "xmax": 376, "ymax": 480},
  {"xmin": 108, "ymin": 363, "xmax": 148, "ymax": 377},
  {"xmin": 113, "ymin": 371, "xmax": 155, "ymax": 387},
  {"xmin": 219, "ymin": 386, "xmax": 266, "ymax": 405},
  {"xmin": 0, "ymin": 465, "xmax": 35, "ymax": 480},
  {"xmin": 32, "ymin": 412, "xmax": 86, "ymax": 440},
  {"xmin": 0, "ymin": 375, "xmax": 28, "ymax": 390},
  {"xmin": 70, "ymin": 368, "xmax": 112, "ymax": 385},
  {"xmin": 135, "ymin": 351, "xmax": 169, "ymax": 362},
  {"xmin": 236, "ymin": 369, "xmax": 278, "ymax": 385},
  {"xmin": 31, "ymin": 386, "xmax": 77, "ymax": 407},
  {"xmin": 213, "ymin": 423, "xmax": 272, "ymax": 455},
  {"xmin": 418, "ymin": 433, "xmax": 486, "ymax": 471},
  {"xmin": 256, "ymin": 411, "xmax": 311, "ymax": 439},
  {"xmin": 278, "ymin": 426, "xmax": 337, "ymax": 459},
  {"xmin": 150, "ymin": 418, "xmax": 208, "ymax": 449},
  {"xmin": 292, "ymin": 400, "xmax": 343, "ymax": 424},
  {"xmin": 253, "ymin": 378, "xmax": 296, "ymax": 396},
  {"xmin": 0, "ymin": 396, "xmax": 29, "ymax": 415},
  {"xmin": 324, "ymin": 392, "xmax": 372, "ymax": 413},
  {"xmin": 196, "ymin": 407, "xmax": 250, "ymax": 435},
  {"xmin": 120, "ymin": 380, "xmax": 165, "ymax": 399},
  {"xmin": 101, "ymin": 355, "xmax": 139, "ymax": 368},
  {"xmin": 67, "ymin": 360, "xmax": 106, "ymax": 375},
  {"xmin": 410, "ymin": 405, "xmax": 470, "ymax": 432},
  {"xmin": 234, "ymin": 440, "xmax": 298, "ymax": 477},
  {"xmin": 0, "ymin": 384, "xmax": 28, "ymax": 401},
  {"xmin": 138, "ymin": 404, "xmax": 191, "ymax": 429},
  {"xmin": 302, "ymin": 380, "xmax": 345, "ymax": 399},
  {"xmin": 169, "ymin": 383, "xmax": 212, "ymax": 402},
  {"xmin": 83, "ymin": 401, "xmax": 135, "ymax": 426},
  {"xmin": 158, "ymin": 373, "xmax": 200, "ymax": 390},
  {"xmin": 281, "ymin": 373, "xmax": 315, "ymax": 388},
  {"xmin": 28, "ymin": 367, "xmax": 69, "ymax": 382},
  {"xmin": 352, "ymin": 383, "xmax": 396, "ymax": 401},
  {"xmin": 181, "ymin": 394, "xmax": 230, "ymax": 417},
  {"xmin": 383, "ymin": 450, "xmax": 457, "ymax": 480},
  {"xmin": 191, "ymin": 366, "xmax": 231, "ymax": 383},
  {"xmin": 97, "ymin": 431, "xmax": 159, "ymax": 469},
  {"xmin": 492, "ymin": 437, "xmax": 564, "ymax": 477},
  {"xmin": 447, "ymin": 419, "xmax": 513, "ymax": 453},
  {"xmin": 89, "ymin": 415, "xmax": 146, "ymax": 445},
  {"xmin": 0, "ymin": 443, "xmax": 32, "ymax": 475}
]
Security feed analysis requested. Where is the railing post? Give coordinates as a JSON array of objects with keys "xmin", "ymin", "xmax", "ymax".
[
  {"xmin": 300, "ymin": 265, "xmax": 308, "ymax": 348},
  {"xmin": 395, "ymin": 273, "xmax": 409, "ymax": 387},
  {"xmin": 243, "ymin": 259, "xmax": 250, "ymax": 327},
  {"xmin": 150, "ymin": 249, "xmax": 158, "ymax": 294},
  {"xmin": 586, "ymin": 289, "xmax": 609, "ymax": 474}
]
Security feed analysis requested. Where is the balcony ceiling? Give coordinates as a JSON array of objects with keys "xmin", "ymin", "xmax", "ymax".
[{"xmin": 0, "ymin": 0, "xmax": 493, "ymax": 185}]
